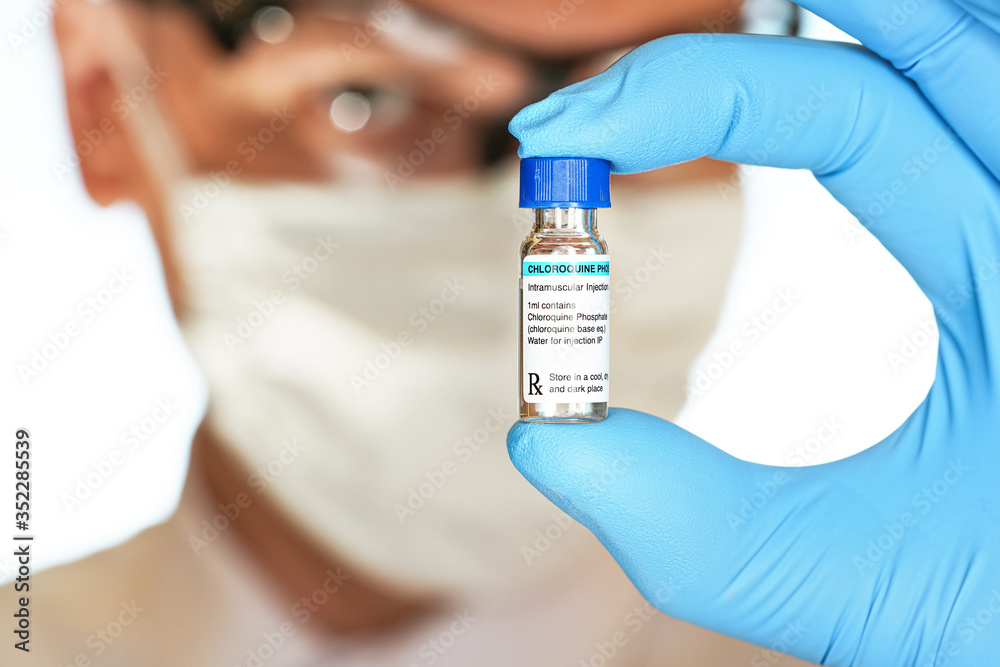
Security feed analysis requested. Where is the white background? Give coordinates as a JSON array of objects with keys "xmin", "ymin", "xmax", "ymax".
[
  {"xmin": 0, "ymin": 0, "xmax": 207, "ymax": 581},
  {"xmin": 0, "ymin": 5, "xmax": 935, "ymax": 581}
]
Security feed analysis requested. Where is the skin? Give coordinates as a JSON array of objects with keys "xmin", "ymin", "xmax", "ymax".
[
  {"xmin": 53, "ymin": 0, "xmax": 740, "ymax": 636},
  {"xmin": 411, "ymin": 0, "xmax": 743, "ymax": 56}
]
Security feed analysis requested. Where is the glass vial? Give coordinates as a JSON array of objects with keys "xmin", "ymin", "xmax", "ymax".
[{"xmin": 518, "ymin": 157, "xmax": 612, "ymax": 423}]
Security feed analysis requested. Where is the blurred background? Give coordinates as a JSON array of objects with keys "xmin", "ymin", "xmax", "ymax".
[
  {"xmin": 0, "ymin": 0, "xmax": 935, "ymax": 664},
  {"xmin": 0, "ymin": 0, "xmax": 933, "ymax": 578}
]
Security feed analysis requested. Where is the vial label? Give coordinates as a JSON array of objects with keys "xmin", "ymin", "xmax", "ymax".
[{"xmin": 522, "ymin": 255, "xmax": 610, "ymax": 403}]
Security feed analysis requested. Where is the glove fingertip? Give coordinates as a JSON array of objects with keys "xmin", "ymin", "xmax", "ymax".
[
  {"xmin": 506, "ymin": 409, "xmax": 648, "ymax": 491},
  {"xmin": 505, "ymin": 419, "xmax": 537, "ymax": 473}
]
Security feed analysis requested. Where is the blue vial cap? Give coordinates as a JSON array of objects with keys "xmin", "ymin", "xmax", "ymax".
[{"xmin": 519, "ymin": 157, "xmax": 611, "ymax": 209}]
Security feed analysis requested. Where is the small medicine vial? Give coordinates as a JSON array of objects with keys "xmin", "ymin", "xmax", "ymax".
[{"xmin": 518, "ymin": 157, "xmax": 611, "ymax": 423}]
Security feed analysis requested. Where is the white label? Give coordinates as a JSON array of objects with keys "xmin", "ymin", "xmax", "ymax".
[{"xmin": 521, "ymin": 255, "xmax": 610, "ymax": 403}]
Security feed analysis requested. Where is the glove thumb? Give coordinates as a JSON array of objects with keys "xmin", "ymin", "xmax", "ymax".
[{"xmin": 507, "ymin": 408, "xmax": 865, "ymax": 662}]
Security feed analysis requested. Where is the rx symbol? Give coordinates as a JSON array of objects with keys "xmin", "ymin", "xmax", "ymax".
[{"xmin": 528, "ymin": 373, "xmax": 542, "ymax": 396}]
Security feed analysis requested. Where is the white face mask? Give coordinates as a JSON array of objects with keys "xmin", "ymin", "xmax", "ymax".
[
  {"xmin": 165, "ymin": 168, "xmax": 744, "ymax": 597},
  {"xmin": 99, "ymin": 0, "xmax": 597, "ymax": 595},
  {"xmin": 110, "ymin": 3, "xmax": 741, "ymax": 596},
  {"xmin": 168, "ymin": 171, "xmax": 600, "ymax": 596}
]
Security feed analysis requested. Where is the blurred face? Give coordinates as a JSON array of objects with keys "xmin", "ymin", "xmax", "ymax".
[
  {"xmin": 124, "ymin": 1, "xmax": 536, "ymax": 182},
  {"xmin": 59, "ymin": 0, "xmax": 741, "ymax": 181},
  {"xmin": 51, "ymin": 0, "xmax": 743, "ymax": 618},
  {"xmin": 55, "ymin": 0, "xmax": 740, "ymax": 306}
]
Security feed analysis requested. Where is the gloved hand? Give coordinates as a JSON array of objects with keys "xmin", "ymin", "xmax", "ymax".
[{"xmin": 507, "ymin": 2, "xmax": 1000, "ymax": 665}]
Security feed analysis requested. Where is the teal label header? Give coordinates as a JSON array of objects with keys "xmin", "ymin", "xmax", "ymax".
[{"xmin": 523, "ymin": 259, "xmax": 610, "ymax": 277}]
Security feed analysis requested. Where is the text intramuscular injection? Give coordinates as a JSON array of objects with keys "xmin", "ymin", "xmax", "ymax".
[{"xmin": 518, "ymin": 157, "xmax": 611, "ymax": 423}]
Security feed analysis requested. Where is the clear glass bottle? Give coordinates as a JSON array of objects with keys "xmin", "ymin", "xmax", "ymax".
[{"xmin": 518, "ymin": 157, "xmax": 611, "ymax": 423}]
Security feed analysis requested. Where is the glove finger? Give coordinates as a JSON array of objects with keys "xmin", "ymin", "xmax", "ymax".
[
  {"xmin": 510, "ymin": 33, "xmax": 1000, "ymax": 390},
  {"xmin": 795, "ymin": 0, "xmax": 1000, "ymax": 181},
  {"xmin": 954, "ymin": 0, "xmax": 1000, "ymax": 32}
]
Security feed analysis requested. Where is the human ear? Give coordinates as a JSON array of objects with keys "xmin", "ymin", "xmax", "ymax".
[{"xmin": 53, "ymin": 0, "xmax": 151, "ymax": 206}]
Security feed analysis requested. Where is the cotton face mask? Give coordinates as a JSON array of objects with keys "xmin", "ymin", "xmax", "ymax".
[
  {"xmin": 168, "ymin": 173, "xmax": 596, "ymax": 596},
  {"xmin": 101, "ymin": 0, "xmax": 594, "ymax": 595},
  {"xmin": 110, "ymin": 0, "xmax": 742, "ymax": 596},
  {"xmin": 165, "ymin": 167, "xmax": 744, "ymax": 597}
]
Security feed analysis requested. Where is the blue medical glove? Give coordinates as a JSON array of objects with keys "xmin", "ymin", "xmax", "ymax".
[{"xmin": 506, "ymin": 4, "xmax": 1000, "ymax": 665}]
